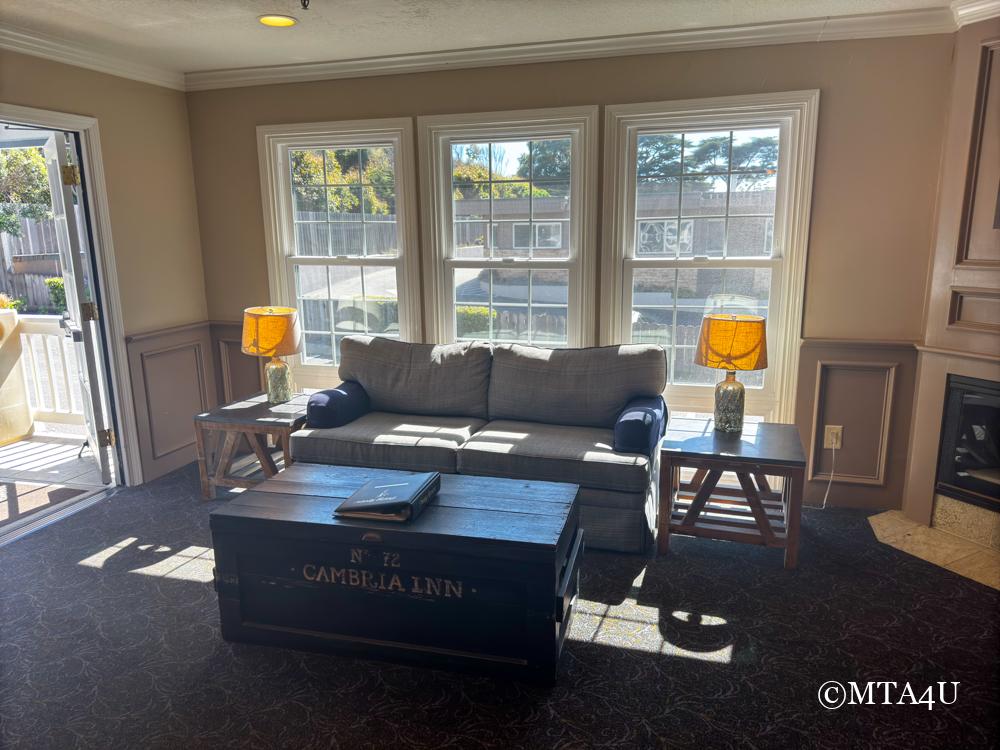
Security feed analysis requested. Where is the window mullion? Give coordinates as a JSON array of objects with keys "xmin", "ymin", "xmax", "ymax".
[
  {"xmin": 487, "ymin": 146, "xmax": 495, "ymax": 259},
  {"xmin": 488, "ymin": 268, "xmax": 494, "ymax": 340},
  {"xmin": 670, "ymin": 268, "xmax": 679, "ymax": 383},
  {"xmin": 527, "ymin": 268, "xmax": 533, "ymax": 343},
  {"xmin": 528, "ymin": 140, "xmax": 534, "ymax": 261},
  {"xmin": 359, "ymin": 262, "xmax": 368, "ymax": 335},
  {"xmin": 723, "ymin": 132, "xmax": 733, "ymax": 259},
  {"xmin": 326, "ymin": 265, "xmax": 336, "ymax": 367},
  {"xmin": 625, "ymin": 257, "xmax": 779, "ymax": 270},
  {"xmin": 290, "ymin": 255, "xmax": 398, "ymax": 266}
]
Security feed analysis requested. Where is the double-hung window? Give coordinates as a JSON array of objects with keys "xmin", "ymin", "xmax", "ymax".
[
  {"xmin": 603, "ymin": 93, "xmax": 819, "ymax": 420},
  {"xmin": 258, "ymin": 119, "xmax": 420, "ymax": 388},
  {"xmin": 419, "ymin": 108, "xmax": 598, "ymax": 346}
]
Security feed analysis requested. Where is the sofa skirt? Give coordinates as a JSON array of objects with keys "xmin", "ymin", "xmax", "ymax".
[{"xmin": 575, "ymin": 453, "xmax": 659, "ymax": 554}]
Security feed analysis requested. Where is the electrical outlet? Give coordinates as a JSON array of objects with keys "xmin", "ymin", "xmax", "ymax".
[{"xmin": 824, "ymin": 425, "xmax": 843, "ymax": 450}]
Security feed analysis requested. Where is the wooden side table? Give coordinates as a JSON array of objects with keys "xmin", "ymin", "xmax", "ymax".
[
  {"xmin": 194, "ymin": 392, "xmax": 309, "ymax": 499},
  {"xmin": 658, "ymin": 422, "xmax": 807, "ymax": 569}
]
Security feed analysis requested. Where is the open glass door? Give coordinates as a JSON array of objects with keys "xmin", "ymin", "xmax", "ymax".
[{"xmin": 42, "ymin": 131, "xmax": 112, "ymax": 484}]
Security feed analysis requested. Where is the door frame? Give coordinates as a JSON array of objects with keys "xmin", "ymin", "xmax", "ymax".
[{"xmin": 0, "ymin": 102, "xmax": 141, "ymax": 486}]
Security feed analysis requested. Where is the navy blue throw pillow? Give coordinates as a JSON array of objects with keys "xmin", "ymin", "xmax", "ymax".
[
  {"xmin": 306, "ymin": 382, "xmax": 370, "ymax": 429},
  {"xmin": 613, "ymin": 396, "xmax": 667, "ymax": 456}
]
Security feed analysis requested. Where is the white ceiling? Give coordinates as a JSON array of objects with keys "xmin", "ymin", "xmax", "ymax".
[{"xmin": 0, "ymin": 0, "xmax": 951, "ymax": 75}]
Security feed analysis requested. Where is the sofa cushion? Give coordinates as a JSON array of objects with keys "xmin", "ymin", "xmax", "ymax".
[
  {"xmin": 457, "ymin": 420, "xmax": 650, "ymax": 493},
  {"xmin": 290, "ymin": 412, "xmax": 486, "ymax": 474},
  {"xmin": 488, "ymin": 343, "xmax": 666, "ymax": 428},
  {"xmin": 338, "ymin": 335, "xmax": 492, "ymax": 419}
]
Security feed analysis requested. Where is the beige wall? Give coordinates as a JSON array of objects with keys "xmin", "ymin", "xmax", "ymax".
[
  {"xmin": 1, "ymin": 34, "xmax": 961, "ymax": 494},
  {"xmin": 187, "ymin": 34, "xmax": 954, "ymax": 342},
  {"xmin": 0, "ymin": 50, "xmax": 207, "ymax": 334}
]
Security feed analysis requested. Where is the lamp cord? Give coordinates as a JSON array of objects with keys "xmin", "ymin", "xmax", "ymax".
[{"xmin": 816, "ymin": 444, "xmax": 836, "ymax": 510}]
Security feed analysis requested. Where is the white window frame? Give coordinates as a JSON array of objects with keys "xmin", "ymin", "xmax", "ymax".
[
  {"xmin": 418, "ymin": 107, "xmax": 599, "ymax": 345},
  {"xmin": 257, "ymin": 118, "xmax": 422, "ymax": 388},
  {"xmin": 601, "ymin": 91, "xmax": 819, "ymax": 422}
]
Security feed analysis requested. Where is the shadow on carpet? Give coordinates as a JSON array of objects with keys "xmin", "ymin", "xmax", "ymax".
[{"xmin": 1, "ymin": 464, "xmax": 997, "ymax": 749}]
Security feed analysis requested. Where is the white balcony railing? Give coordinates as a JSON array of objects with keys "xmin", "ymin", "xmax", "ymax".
[{"xmin": 18, "ymin": 314, "xmax": 85, "ymax": 425}]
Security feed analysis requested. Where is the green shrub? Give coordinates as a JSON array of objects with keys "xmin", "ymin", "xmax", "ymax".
[
  {"xmin": 44, "ymin": 277, "xmax": 66, "ymax": 313},
  {"xmin": 455, "ymin": 305, "xmax": 495, "ymax": 338}
]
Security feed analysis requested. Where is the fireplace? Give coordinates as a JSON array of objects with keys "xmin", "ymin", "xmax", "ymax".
[{"xmin": 935, "ymin": 375, "xmax": 1000, "ymax": 510}]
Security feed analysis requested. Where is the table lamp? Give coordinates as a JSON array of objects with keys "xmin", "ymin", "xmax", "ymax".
[
  {"xmin": 242, "ymin": 306, "xmax": 302, "ymax": 404},
  {"xmin": 694, "ymin": 313, "xmax": 767, "ymax": 433}
]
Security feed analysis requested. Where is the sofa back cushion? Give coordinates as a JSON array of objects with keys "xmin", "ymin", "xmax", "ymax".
[
  {"xmin": 338, "ymin": 335, "xmax": 492, "ymax": 419},
  {"xmin": 488, "ymin": 343, "xmax": 666, "ymax": 428}
]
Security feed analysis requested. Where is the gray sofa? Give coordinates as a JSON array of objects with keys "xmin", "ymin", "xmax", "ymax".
[{"xmin": 290, "ymin": 336, "xmax": 668, "ymax": 553}]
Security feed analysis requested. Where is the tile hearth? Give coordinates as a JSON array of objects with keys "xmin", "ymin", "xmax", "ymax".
[{"xmin": 869, "ymin": 510, "xmax": 1000, "ymax": 590}]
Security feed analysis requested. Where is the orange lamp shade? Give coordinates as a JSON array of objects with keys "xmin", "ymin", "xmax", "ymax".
[
  {"xmin": 241, "ymin": 306, "xmax": 302, "ymax": 358},
  {"xmin": 694, "ymin": 314, "xmax": 768, "ymax": 371}
]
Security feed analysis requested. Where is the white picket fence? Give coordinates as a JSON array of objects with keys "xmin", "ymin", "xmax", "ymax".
[{"xmin": 18, "ymin": 314, "xmax": 85, "ymax": 425}]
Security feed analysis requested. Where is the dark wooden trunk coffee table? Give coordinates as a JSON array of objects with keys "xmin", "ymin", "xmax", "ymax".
[
  {"xmin": 658, "ymin": 422, "xmax": 806, "ymax": 569},
  {"xmin": 210, "ymin": 463, "xmax": 583, "ymax": 682}
]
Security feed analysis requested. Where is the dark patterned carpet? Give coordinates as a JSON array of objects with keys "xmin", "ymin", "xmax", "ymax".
[{"xmin": 1, "ymin": 464, "xmax": 998, "ymax": 750}]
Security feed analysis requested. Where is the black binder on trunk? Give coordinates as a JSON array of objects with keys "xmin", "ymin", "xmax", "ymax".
[{"xmin": 333, "ymin": 471, "xmax": 440, "ymax": 522}]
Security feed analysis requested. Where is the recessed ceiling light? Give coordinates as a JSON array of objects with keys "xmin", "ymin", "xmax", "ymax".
[{"xmin": 258, "ymin": 14, "xmax": 298, "ymax": 28}]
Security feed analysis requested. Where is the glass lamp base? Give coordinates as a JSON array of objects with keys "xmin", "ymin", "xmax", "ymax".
[
  {"xmin": 714, "ymin": 371, "xmax": 745, "ymax": 433},
  {"xmin": 265, "ymin": 357, "xmax": 293, "ymax": 404}
]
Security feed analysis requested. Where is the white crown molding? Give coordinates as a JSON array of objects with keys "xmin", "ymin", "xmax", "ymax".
[
  {"xmin": 185, "ymin": 7, "xmax": 956, "ymax": 91},
  {"xmin": 951, "ymin": 0, "xmax": 1000, "ymax": 26},
  {"xmin": 186, "ymin": 9, "xmax": 957, "ymax": 91},
  {"xmin": 0, "ymin": 24, "xmax": 185, "ymax": 91},
  {"xmin": 2, "ymin": 8, "xmax": 962, "ymax": 94}
]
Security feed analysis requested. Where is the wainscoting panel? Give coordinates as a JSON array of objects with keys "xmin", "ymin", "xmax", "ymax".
[
  {"xmin": 209, "ymin": 321, "xmax": 264, "ymax": 403},
  {"xmin": 126, "ymin": 323, "xmax": 219, "ymax": 482},
  {"xmin": 794, "ymin": 340, "xmax": 917, "ymax": 510},
  {"xmin": 808, "ymin": 361, "xmax": 897, "ymax": 485}
]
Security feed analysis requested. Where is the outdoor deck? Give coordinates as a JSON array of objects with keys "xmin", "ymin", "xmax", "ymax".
[
  {"xmin": 0, "ymin": 434, "xmax": 103, "ymax": 486},
  {"xmin": 0, "ymin": 433, "xmax": 107, "ymax": 529}
]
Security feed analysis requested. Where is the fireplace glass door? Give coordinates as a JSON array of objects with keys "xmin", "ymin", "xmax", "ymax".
[{"xmin": 936, "ymin": 375, "xmax": 1000, "ymax": 509}]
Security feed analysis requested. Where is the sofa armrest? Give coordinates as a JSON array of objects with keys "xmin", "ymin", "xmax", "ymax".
[
  {"xmin": 306, "ymin": 381, "xmax": 370, "ymax": 429},
  {"xmin": 613, "ymin": 396, "xmax": 667, "ymax": 456}
]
